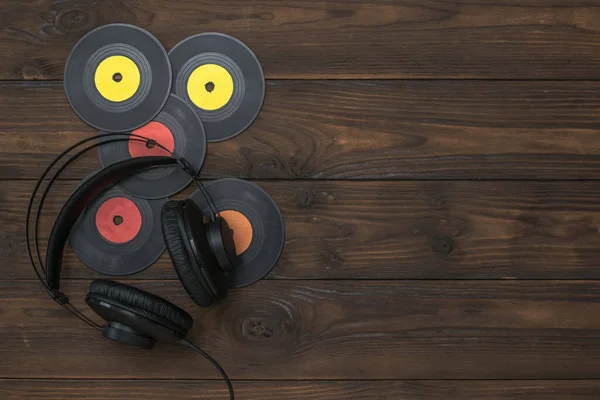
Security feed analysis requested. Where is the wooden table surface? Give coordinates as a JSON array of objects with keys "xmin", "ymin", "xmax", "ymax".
[{"xmin": 2, "ymin": 1, "xmax": 600, "ymax": 399}]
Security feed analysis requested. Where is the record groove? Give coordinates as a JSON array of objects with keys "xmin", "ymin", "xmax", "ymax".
[
  {"xmin": 64, "ymin": 23, "xmax": 171, "ymax": 132},
  {"xmin": 82, "ymin": 43, "xmax": 152, "ymax": 113},
  {"xmin": 98, "ymin": 94, "xmax": 207, "ymax": 199},
  {"xmin": 69, "ymin": 186, "xmax": 167, "ymax": 276},
  {"xmin": 169, "ymin": 33, "xmax": 265, "ymax": 142}
]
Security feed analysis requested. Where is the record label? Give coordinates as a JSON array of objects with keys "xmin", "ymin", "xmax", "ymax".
[
  {"xmin": 187, "ymin": 63, "xmax": 234, "ymax": 111},
  {"xmin": 94, "ymin": 55, "xmax": 141, "ymax": 102},
  {"xmin": 95, "ymin": 197, "xmax": 142, "ymax": 244},
  {"xmin": 129, "ymin": 121, "xmax": 175, "ymax": 158},
  {"xmin": 219, "ymin": 210, "xmax": 253, "ymax": 255}
]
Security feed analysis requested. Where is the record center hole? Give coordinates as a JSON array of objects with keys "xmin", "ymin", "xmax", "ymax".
[
  {"xmin": 205, "ymin": 81, "xmax": 215, "ymax": 93},
  {"xmin": 113, "ymin": 215, "xmax": 124, "ymax": 226},
  {"xmin": 112, "ymin": 72, "xmax": 123, "ymax": 83}
]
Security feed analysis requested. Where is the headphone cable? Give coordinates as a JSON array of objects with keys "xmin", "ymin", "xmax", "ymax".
[
  {"xmin": 180, "ymin": 339, "xmax": 234, "ymax": 399},
  {"xmin": 172, "ymin": 156, "xmax": 219, "ymax": 219},
  {"xmin": 189, "ymin": 176, "xmax": 220, "ymax": 221}
]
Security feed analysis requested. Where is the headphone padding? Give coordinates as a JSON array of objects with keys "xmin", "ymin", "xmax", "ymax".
[
  {"xmin": 89, "ymin": 280, "xmax": 193, "ymax": 331},
  {"xmin": 162, "ymin": 201, "xmax": 217, "ymax": 307}
]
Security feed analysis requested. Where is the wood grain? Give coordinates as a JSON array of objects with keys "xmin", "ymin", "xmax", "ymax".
[
  {"xmin": 3, "ymin": 380, "xmax": 600, "ymax": 399},
  {"xmin": 3, "ymin": 280, "xmax": 600, "ymax": 379},
  {"xmin": 4, "ymin": 179, "xmax": 600, "ymax": 280},
  {"xmin": 2, "ymin": 0, "xmax": 599, "ymax": 395},
  {"xmin": 3, "ymin": 0, "xmax": 600, "ymax": 79},
  {"xmin": 2, "ymin": 81, "xmax": 600, "ymax": 180}
]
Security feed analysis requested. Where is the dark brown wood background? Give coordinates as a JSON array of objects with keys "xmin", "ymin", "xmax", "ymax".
[{"xmin": 1, "ymin": 0, "xmax": 600, "ymax": 398}]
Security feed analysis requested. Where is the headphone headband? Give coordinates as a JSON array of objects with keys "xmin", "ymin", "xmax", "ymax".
[
  {"xmin": 27, "ymin": 134, "xmax": 235, "ymax": 398},
  {"xmin": 46, "ymin": 156, "xmax": 177, "ymax": 290}
]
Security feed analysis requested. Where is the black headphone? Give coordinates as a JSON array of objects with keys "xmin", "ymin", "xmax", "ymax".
[{"xmin": 26, "ymin": 133, "xmax": 236, "ymax": 398}]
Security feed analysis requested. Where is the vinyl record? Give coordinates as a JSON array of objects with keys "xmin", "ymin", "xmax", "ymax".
[
  {"xmin": 169, "ymin": 33, "xmax": 265, "ymax": 142},
  {"xmin": 190, "ymin": 178, "xmax": 284, "ymax": 287},
  {"xmin": 69, "ymin": 185, "xmax": 167, "ymax": 276},
  {"xmin": 98, "ymin": 94, "xmax": 206, "ymax": 199},
  {"xmin": 64, "ymin": 23, "xmax": 172, "ymax": 132}
]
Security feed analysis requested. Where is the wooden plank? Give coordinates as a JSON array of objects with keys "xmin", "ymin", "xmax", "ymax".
[
  {"xmin": 2, "ymin": 280, "xmax": 600, "ymax": 379},
  {"xmin": 3, "ymin": 1, "xmax": 600, "ymax": 79},
  {"xmin": 2, "ymin": 81, "xmax": 600, "ymax": 180},
  {"xmin": 3, "ymin": 379, "xmax": 600, "ymax": 400},
  {"xmin": 6, "ymin": 180, "xmax": 600, "ymax": 280}
]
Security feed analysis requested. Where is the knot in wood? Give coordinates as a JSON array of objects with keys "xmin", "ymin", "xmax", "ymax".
[
  {"xmin": 20, "ymin": 65, "xmax": 44, "ymax": 80},
  {"xmin": 296, "ymin": 188, "xmax": 315, "ymax": 209},
  {"xmin": 57, "ymin": 9, "xmax": 92, "ymax": 32},
  {"xmin": 433, "ymin": 236, "xmax": 454, "ymax": 254},
  {"xmin": 250, "ymin": 12, "xmax": 275, "ymax": 21},
  {"xmin": 0, "ymin": 233, "xmax": 18, "ymax": 253},
  {"xmin": 324, "ymin": 249, "xmax": 343, "ymax": 269},
  {"xmin": 241, "ymin": 317, "xmax": 276, "ymax": 340}
]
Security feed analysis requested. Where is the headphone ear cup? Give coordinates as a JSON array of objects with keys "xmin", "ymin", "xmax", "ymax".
[
  {"xmin": 162, "ymin": 200, "xmax": 227, "ymax": 307},
  {"xmin": 87, "ymin": 280, "xmax": 193, "ymax": 331},
  {"xmin": 86, "ymin": 280, "xmax": 193, "ymax": 347}
]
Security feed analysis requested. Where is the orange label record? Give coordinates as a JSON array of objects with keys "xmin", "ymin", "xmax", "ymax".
[{"xmin": 219, "ymin": 210, "xmax": 253, "ymax": 255}]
